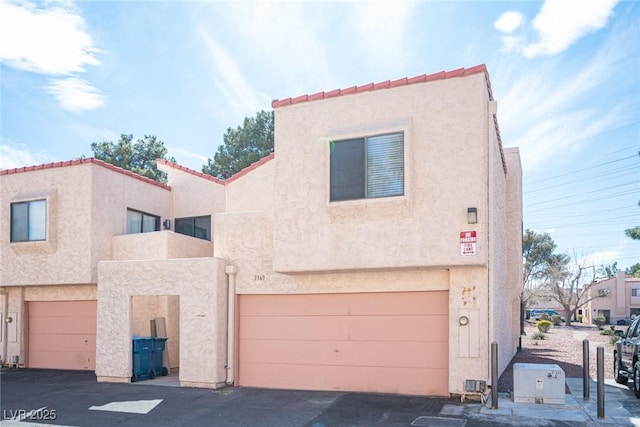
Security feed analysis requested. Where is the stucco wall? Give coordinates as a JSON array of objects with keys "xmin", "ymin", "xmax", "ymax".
[
  {"xmin": 158, "ymin": 165, "xmax": 226, "ymax": 220},
  {"xmin": 1, "ymin": 165, "xmax": 93, "ymax": 285},
  {"xmin": 0, "ymin": 163, "xmax": 172, "ymax": 287},
  {"xmin": 96, "ymin": 257, "xmax": 227, "ymax": 388},
  {"xmin": 272, "ymin": 73, "xmax": 490, "ymax": 273},
  {"xmin": 586, "ymin": 272, "xmax": 640, "ymax": 324},
  {"xmin": 504, "ymin": 147, "xmax": 523, "ymax": 359},
  {"xmin": 112, "ymin": 230, "xmax": 212, "ymax": 260},
  {"xmin": 90, "ymin": 165, "xmax": 172, "ymax": 278},
  {"xmin": 488, "ymin": 116, "xmax": 513, "ymax": 380},
  {"xmin": 226, "ymin": 161, "xmax": 275, "ymax": 213}
]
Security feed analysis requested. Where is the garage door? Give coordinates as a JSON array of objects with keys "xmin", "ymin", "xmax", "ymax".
[
  {"xmin": 238, "ymin": 291, "xmax": 448, "ymax": 396},
  {"xmin": 28, "ymin": 301, "xmax": 97, "ymax": 370}
]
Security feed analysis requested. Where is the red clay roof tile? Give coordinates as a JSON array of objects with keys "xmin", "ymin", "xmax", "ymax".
[
  {"xmin": 271, "ymin": 65, "xmax": 489, "ymax": 109},
  {"xmin": 157, "ymin": 153, "xmax": 274, "ymax": 186},
  {"xmin": 0, "ymin": 158, "xmax": 171, "ymax": 190}
]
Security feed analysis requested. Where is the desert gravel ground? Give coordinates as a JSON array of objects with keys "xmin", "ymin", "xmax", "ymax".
[{"xmin": 498, "ymin": 322, "xmax": 622, "ymax": 393}]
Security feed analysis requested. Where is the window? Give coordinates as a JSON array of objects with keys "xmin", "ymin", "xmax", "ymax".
[
  {"xmin": 11, "ymin": 199, "xmax": 46, "ymax": 242},
  {"xmin": 330, "ymin": 132, "xmax": 404, "ymax": 201},
  {"xmin": 175, "ymin": 216, "xmax": 211, "ymax": 241},
  {"xmin": 127, "ymin": 209, "xmax": 160, "ymax": 234},
  {"xmin": 633, "ymin": 289, "xmax": 640, "ymax": 297}
]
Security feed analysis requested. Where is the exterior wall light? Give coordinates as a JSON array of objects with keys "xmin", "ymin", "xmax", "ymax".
[
  {"xmin": 467, "ymin": 207, "xmax": 477, "ymax": 224},
  {"xmin": 5, "ymin": 316, "xmax": 12, "ymax": 323},
  {"xmin": 163, "ymin": 219, "xmax": 171, "ymax": 230}
]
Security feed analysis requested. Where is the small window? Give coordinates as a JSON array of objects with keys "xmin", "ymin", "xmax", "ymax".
[
  {"xmin": 127, "ymin": 209, "xmax": 160, "ymax": 234},
  {"xmin": 11, "ymin": 199, "xmax": 46, "ymax": 242},
  {"xmin": 330, "ymin": 132, "xmax": 404, "ymax": 201},
  {"xmin": 633, "ymin": 289, "xmax": 640, "ymax": 297},
  {"xmin": 175, "ymin": 216, "xmax": 211, "ymax": 241}
]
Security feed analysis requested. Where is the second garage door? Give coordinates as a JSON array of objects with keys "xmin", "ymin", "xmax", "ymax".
[
  {"xmin": 238, "ymin": 291, "xmax": 449, "ymax": 396},
  {"xmin": 28, "ymin": 301, "xmax": 97, "ymax": 370}
]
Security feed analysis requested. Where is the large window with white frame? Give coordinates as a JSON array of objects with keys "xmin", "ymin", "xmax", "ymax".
[
  {"xmin": 10, "ymin": 199, "xmax": 46, "ymax": 242},
  {"xmin": 330, "ymin": 132, "xmax": 404, "ymax": 202},
  {"xmin": 126, "ymin": 209, "xmax": 160, "ymax": 234}
]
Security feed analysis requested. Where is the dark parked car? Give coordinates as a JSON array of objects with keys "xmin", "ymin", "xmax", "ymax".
[{"xmin": 613, "ymin": 316, "xmax": 640, "ymax": 398}]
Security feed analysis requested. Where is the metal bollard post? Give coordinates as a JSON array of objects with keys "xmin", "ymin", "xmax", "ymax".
[
  {"xmin": 583, "ymin": 339, "xmax": 590, "ymax": 400},
  {"xmin": 491, "ymin": 341, "xmax": 498, "ymax": 410},
  {"xmin": 597, "ymin": 346, "xmax": 604, "ymax": 419}
]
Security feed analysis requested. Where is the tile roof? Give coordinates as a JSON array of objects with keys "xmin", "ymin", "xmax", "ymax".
[
  {"xmin": 157, "ymin": 152, "xmax": 274, "ymax": 185},
  {"xmin": 271, "ymin": 63, "xmax": 506, "ymax": 174},
  {"xmin": 271, "ymin": 64, "xmax": 489, "ymax": 108},
  {"xmin": 0, "ymin": 157, "xmax": 171, "ymax": 190}
]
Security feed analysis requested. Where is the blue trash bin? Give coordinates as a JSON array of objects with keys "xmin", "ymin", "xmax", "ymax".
[
  {"xmin": 150, "ymin": 337, "xmax": 168, "ymax": 377},
  {"xmin": 132, "ymin": 336, "xmax": 153, "ymax": 382}
]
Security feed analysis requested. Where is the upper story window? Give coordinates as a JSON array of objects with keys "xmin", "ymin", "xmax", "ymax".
[
  {"xmin": 330, "ymin": 132, "xmax": 404, "ymax": 202},
  {"xmin": 633, "ymin": 289, "xmax": 640, "ymax": 297},
  {"xmin": 175, "ymin": 216, "xmax": 211, "ymax": 241},
  {"xmin": 11, "ymin": 199, "xmax": 46, "ymax": 242},
  {"xmin": 126, "ymin": 209, "xmax": 160, "ymax": 234}
]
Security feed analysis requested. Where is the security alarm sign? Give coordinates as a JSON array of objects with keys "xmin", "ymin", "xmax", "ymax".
[{"xmin": 460, "ymin": 231, "xmax": 477, "ymax": 256}]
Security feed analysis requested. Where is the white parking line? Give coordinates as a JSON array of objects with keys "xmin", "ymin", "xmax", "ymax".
[{"xmin": 88, "ymin": 399, "xmax": 162, "ymax": 414}]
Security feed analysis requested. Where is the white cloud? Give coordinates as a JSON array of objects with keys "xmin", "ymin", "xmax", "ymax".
[
  {"xmin": 496, "ymin": 15, "xmax": 634, "ymax": 173},
  {"xmin": 580, "ymin": 238, "xmax": 640, "ymax": 271},
  {"xmin": 348, "ymin": 2, "xmax": 417, "ymax": 73},
  {"xmin": 0, "ymin": 0, "xmax": 102, "ymax": 75},
  {"xmin": 198, "ymin": 29, "xmax": 271, "ymax": 120},
  {"xmin": 205, "ymin": 2, "xmax": 334, "ymax": 97},
  {"xmin": 523, "ymin": 0, "xmax": 618, "ymax": 57},
  {"xmin": 0, "ymin": 139, "xmax": 54, "ymax": 169},
  {"xmin": 501, "ymin": 35, "xmax": 524, "ymax": 53},
  {"xmin": 46, "ymin": 77, "xmax": 106, "ymax": 111},
  {"xmin": 494, "ymin": 11, "xmax": 524, "ymax": 34},
  {"xmin": 168, "ymin": 146, "xmax": 209, "ymax": 170}
]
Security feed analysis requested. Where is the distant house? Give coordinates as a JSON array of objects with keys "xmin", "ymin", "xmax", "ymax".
[
  {"xmin": 0, "ymin": 64, "xmax": 523, "ymax": 397},
  {"xmin": 583, "ymin": 271, "xmax": 640, "ymax": 325}
]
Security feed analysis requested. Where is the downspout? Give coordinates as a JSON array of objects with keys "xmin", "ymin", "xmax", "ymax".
[
  {"xmin": 225, "ymin": 265, "xmax": 237, "ymax": 385},
  {"xmin": 1, "ymin": 288, "xmax": 8, "ymax": 365},
  {"xmin": 487, "ymin": 99, "xmax": 497, "ymax": 382}
]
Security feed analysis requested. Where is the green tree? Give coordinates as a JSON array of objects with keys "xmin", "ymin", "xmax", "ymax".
[
  {"xmin": 91, "ymin": 134, "xmax": 175, "ymax": 183},
  {"xmin": 626, "ymin": 263, "xmax": 640, "ymax": 278},
  {"xmin": 203, "ymin": 110, "xmax": 274, "ymax": 179},
  {"xmin": 626, "ymin": 225, "xmax": 640, "ymax": 240},
  {"xmin": 541, "ymin": 253, "xmax": 603, "ymax": 326},
  {"xmin": 598, "ymin": 262, "xmax": 618, "ymax": 278},
  {"xmin": 522, "ymin": 229, "xmax": 561, "ymax": 308}
]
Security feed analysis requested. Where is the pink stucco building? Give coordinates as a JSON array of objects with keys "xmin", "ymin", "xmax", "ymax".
[
  {"xmin": 582, "ymin": 271, "xmax": 640, "ymax": 325},
  {"xmin": 0, "ymin": 64, "xmax": 522, "ymax": 397}
]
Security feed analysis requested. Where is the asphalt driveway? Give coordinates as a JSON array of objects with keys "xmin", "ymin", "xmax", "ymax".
[
  {"xmin": 0, "ymin": 368, "xmax": 465, "ymax": 427},
  {"xmin": 3, "ymin": 368, "xmax": 640, "ymax": 426}
]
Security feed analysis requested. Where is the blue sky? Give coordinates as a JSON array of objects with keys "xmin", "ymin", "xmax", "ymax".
[{"xmin": 1, "ymin": 0, "xmax": 638, "ymax": 272}]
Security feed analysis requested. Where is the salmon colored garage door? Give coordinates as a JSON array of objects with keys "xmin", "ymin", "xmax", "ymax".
[
  {"xmin": 27, "ymin": 301, "xmax": 97, "ymax": 370},
  {"xmin": 238, "ymin": 291, "xmax": 449, "ymax": 396}
]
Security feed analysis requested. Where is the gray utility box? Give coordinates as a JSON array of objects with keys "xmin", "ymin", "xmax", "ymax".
[{"xmin": 513, "ymin": 363, "xmax": 565, "ymax": 404}]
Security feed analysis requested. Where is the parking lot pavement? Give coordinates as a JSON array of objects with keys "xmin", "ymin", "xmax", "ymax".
[
  {"xmin": 0, "ymin": 368, "xmax": 468, "ymax": 427},
  {"xmin": 4, "ymin": 368, "xmax": 640, "ymax": 426}
]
